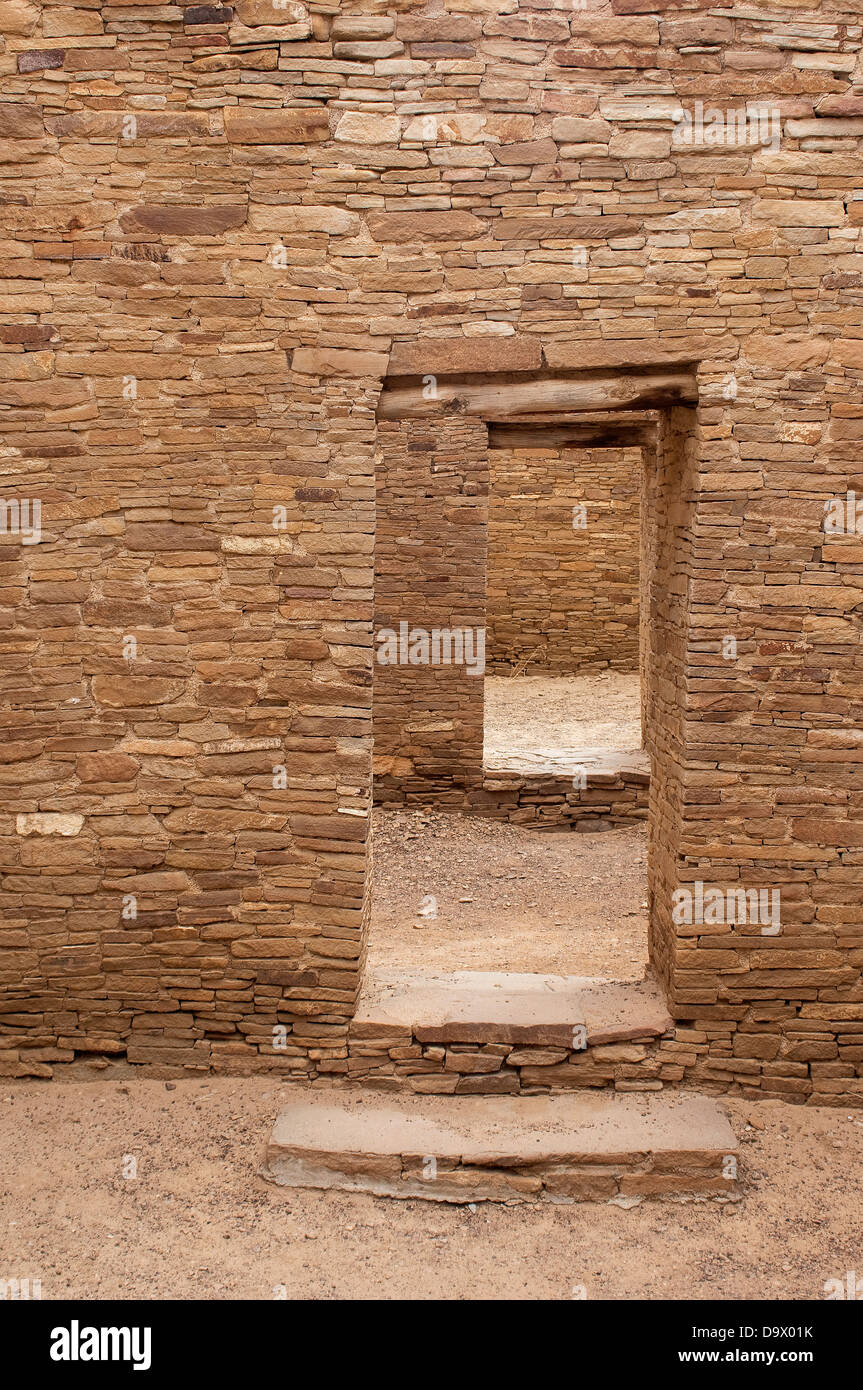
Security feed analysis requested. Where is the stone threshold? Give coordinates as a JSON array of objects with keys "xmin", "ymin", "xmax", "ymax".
[
  {"xmin": 482, "ymin": 746, "xmax": 650, "ymax": 781},
  {"xmin": 262, "ymin": 1089, "xmax": 739, "ymax": 1204},
  {"xmin": 352, "ymin": 968, "xmax": 672, "ymax": 1048}
]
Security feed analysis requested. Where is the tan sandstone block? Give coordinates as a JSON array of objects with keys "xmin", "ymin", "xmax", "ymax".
[
  {"xmin": 368, "ymin": 211, "xmax": 485, "ymax": 242},
  {"xmin": 42, "ymin": 7, "xmax": 103, "ymax": 36},
  {"xmin": 332, "ymin": 16, "xmax": 395, "ymax": 40},
  {"xmin": 292, "ymin": 347, "xmax": 388, "ymax": 378},
  {"xmin": 248, "ymin": 206, "xmax": 359, "ymax": 235},
  {"xmin": 745, "ymin": 335, "xmax": 831, "ymax": 369},
  {"xmin": 0, "ymin": 1, "xmax": 38, "ymax": 35},
  {"xmin": 752, "ymin": 199, "xmax": 846, "ymax": 227},
  {"xmin": 223, "ymin": 108, "xmax": 328, "ymax": 145},
  {"xmin": 333, "ymin": 113, "xmax": 400, "ymax": 144},
  {"xmin": 0, "ymin": 103, "xmax": 43, "ymax": 139},
  {"xmin": 91, "ymin": 676, "xmax": 185, "ymax": 707},
  {"xmin": 403, "ymin": 112, "xmax": 486, "ymax": 143},
  {"xmin": 16, "ymin": 813, "xmax": 84, "ymax": 837},
  {"xmin": 829, "ymin": 340, "xmax": 863, "ymax": 369},
  {"xmin": 229, "ymin": 20, "xmax": 311, "ymax": 43},
  {"xmin": 233, "ymin": 0, "xmax": 308, "ymax": 23},
  {"xmin": 76, "ymin": 753, "xmax": 138, "ymax": 783},
  {"xmin": 387, "ymin": 336, "xmax": 540, "ymax": 375}
]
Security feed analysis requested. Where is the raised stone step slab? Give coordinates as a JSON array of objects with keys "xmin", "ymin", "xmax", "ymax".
[
  {"xmin": 262, "ymin": 1090, "xmax": 739, "ymax": 1204},
  {"xmin": 483, "ymin": 745, "xmax": 649, "ymax": 780},
  {"xmin": 352, "ymin": 969, "xmax": 672, "ymax": 1048}
]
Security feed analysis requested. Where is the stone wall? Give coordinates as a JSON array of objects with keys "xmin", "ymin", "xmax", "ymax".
[
  {"xmin": 469, "ymin": 764, "xmax": 648, "ymax": 829},
  {"xmin": 374, "ymin": 415, "xmax": 488, "ymax": 804},
  {"xmin": 486, "ymin": 438, "xmax": 642, "ymax": 675},
  {"xmin": 2, "ymin": 0, "xmax": 863, "ymax": 1103}
]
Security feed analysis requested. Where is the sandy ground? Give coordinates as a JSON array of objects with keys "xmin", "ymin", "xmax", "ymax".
[
  {"xmin": 484, "ymin": 672, "xmax": 642, "ymax": 767},
  {"xmin": 369, "ymin": 809, "xmax": 648, "ymax": 979},
  {"xmin": 2, "ymin": 1077, "xmax": 861, "ymax": 1301}
]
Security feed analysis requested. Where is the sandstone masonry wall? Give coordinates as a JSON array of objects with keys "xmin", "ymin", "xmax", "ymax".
[
  {"xmin": 2, "ymin": 0, "xmax": 863, "ymax": 1104},
  {"xmin": 486, "ymin": 440, "xmax": 641, "ymax": 675},
  {"xmin": 374, "ymin": 415, "xmax": 488, "ymax": 805}
]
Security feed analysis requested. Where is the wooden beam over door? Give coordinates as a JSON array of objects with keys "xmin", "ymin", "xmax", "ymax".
[{"xmin": 377, "ymin": 372, "xmax": 697, "ymax": 421}]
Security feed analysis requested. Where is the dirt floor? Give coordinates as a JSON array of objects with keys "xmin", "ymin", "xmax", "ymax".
[
  {"xmin": 483, "ymin": 671, "xmax": 642, "ymax": 768},
  {"xmin": 369, "ymin": 809, "xmax": 649, "ymax": 979},
  {"xmin": 1, "ymin": 1077, "xmax": 861, "ymax": 1300}
]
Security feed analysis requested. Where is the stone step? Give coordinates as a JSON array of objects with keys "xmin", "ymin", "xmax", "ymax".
[
  {"xmin": 352, "ymin": 968, "xmax": 672, "ymax": 1048},
  {"xmin": 483, "ymin": 746, "xmax": 650, "ymax": 780},
  {"xmin": 262, "ymin": 1089, "xmax": 739, "ymax": 1205}
]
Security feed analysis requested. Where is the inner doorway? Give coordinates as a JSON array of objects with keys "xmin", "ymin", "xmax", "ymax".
[
  {"xmin": 483, "ymin": 423, "xmax": 646, "ymax": 784},
  {"xmin": 365, "ymin": 367, "xmax": 698, "ymax": 1011}
]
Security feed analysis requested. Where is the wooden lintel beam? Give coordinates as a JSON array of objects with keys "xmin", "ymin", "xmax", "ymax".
[{"xmin": 377, "ymin": 372, "xmax": 697, "ymax": 420}]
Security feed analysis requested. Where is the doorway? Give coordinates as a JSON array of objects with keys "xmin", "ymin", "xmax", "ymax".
[{"xmin": 365, "ymin": 368, "xmax": 698, "ymax": 1017}]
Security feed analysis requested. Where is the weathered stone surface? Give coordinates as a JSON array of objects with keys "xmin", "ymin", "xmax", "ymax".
[
  {"xmin": 17, "ymin": 48, "xmax": 64, "ymax": 72},
  {"xmin": 249, "ymin": 205, "xmax": 359, "ymax": 235},
  {"xmin": 817, "ymin": 96, "xmax": 863, "ymax": 117},
  {"xmin": 544, "ymin": 336, "xmax": 715, "ymax": 371},
  {"xmin": 452, "ymin": 0, "xmax": 517, "ymax": 10},
  {"xmin": 91, "ymin": 677, "xmax": 185, "ymax": 707},
  {"xmin": 332, "ymin": 41, "xmax": 403, "ymax": 60},
  {"xmin": 0, "ymin": 1, "xmax": 38, "ymax": 36},
  {"xmin": 205, "ymin": 350, "xmax": 287, "ymax": 378},
  {"xmin": 50, "ymin": 112, "xmax": 210, "ymax": 139},
  {"xmin": 56, "ymin": 352, "xmax": 192, "ymax": 379},
  {"xmin": 62, "ymin": 48, "xmax": 131, "ymax": 72},
  {"xmin": 223, "ymin": 108, "xmax": 328, "ymax": 144},
  {"xmin": 403, "ymin": 112, "xmax": 486, "ymax": 143},
  {"xmin": 752, "ymin": 199, "xmax": 845, "ymax": 227},
  {"xmin": 488, "ymin": 214, "xmax": 636, "ymax": 240},
  {"xmin": 609, "ymin": 130, "xmax": 671, "ymax": 158},
  {"xmin": 229, "ymin": 19, "xmax": 311, "ymax": 42},
  {"xmin": 232, "ymin": 0, "xmax": 306, "ymax": 23},
  {"xmin": 292, "ymin": 347, "xmax": 388, "ymax": 378},
  {"xmin": 123, "ymin": 738, "xmax": 197, "ymax": 757},
  {"xmin": 570, "ymin": 16, "xmax": 659, "ymax": 43},
  {"xmin": 831, "ymin": 340, "xmax": 863, "ymax": 369},
  {"xmin": 787, "ymin": 118, "xmax": 863, "ymax": 138},
  {"xmin": 744, "ymin": 335, "xmax": 831, "ymax": 370},
  {"xmin": 397, "ymin": 17, "xmax": 481, "ymax": 41},
  {"xmin": 333, "ymin": 113, "xmax": 400, "ymax": 144},
  {"xmin": 264, "ymin": 1089, "xmax": 737, "ymax": 1203},
  {"xmin": 0, "ymin": 379, "xmax": 90, "ymax": 407},
  {"xmin": 184, "ymin": 6, "xmax": 233, "ymax": 23},
  {"xmin": 332, "ymin": 16, "xmax": 395, "ymax": 41},
  {"xmin": 493, "ymin": 138, "xmax": 558, "ymax": 166},
  {"xmin": 0, "ymin": 103, "xmax": 43, "ymax": 139},
  {"xmin": 662, "ymin": 16, "xmax": 731, "ymax": 45},
  {"xmin": 387, "ymin": 337, "xmax": 541, "ymax": 376},
  {"xmin": 551, "ymin": 117, "xmax": 611, "ymax": 143},
  {"xmin": 368, "ymin": 211, "xmax": 485, "ymax": 242},
  {"xmin": 119, "ymin": 205, "xmax": 247, "ymax": 235},
  {"xmin": 125, "ymin": 523, "xmax": 218, "ymax": 550},
  {"xmin": 16, "ymin": 813, "xmax": 84, "ymax": 837},
  {"xmin": 77, "ymin": 752, "xmax": 138, "ymax": 783},
  {"xmin": 43, "ymin": 7, "xmax": 103, "ymax": 37},
  {"xmin": 354, "ymin": 971, "xmax": 670, "ymax": 1048}
]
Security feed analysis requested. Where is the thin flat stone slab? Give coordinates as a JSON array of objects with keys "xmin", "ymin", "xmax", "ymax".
[
  {"xmin": 483, "ymin": 746, "xmax": 650, "ymax": 780},
  {"xmin": 262, "ymin": 1089, "xmax": 738, "ymax": 1204},
  {"xmin": 351, "ymin": 969, "xmax": 673, "ymax": 1046}
]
